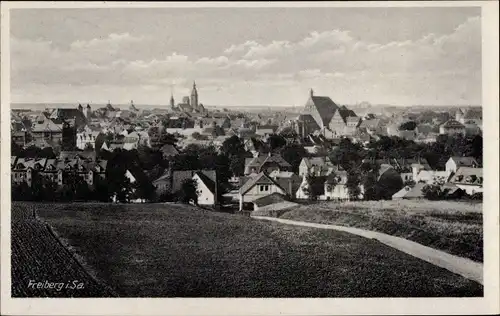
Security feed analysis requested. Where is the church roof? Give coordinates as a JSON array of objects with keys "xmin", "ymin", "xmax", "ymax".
[{"xmin": 304, "ymin": 95, "xmax": 339, "ymax": 127}]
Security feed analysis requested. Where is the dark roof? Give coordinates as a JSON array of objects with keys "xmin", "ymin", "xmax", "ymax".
[
  {"xmin": 171, "ymin": 169, "xmax": 217, "ymax": 193},
  {"xmin": 441, "ymin": 119, "xmax": 465, "ymax": 129},
  {"xmin": 463, "ymin": 108, "xmax": 482, "ymax": 119},
  {"xmin": 450, "ymin": 156, "xmax": 479, "ymax": 167},
  {"xmin": 253, "ymin": 192, "xmax": 289, "ymax": 207},
  {"xmin": 194, "ymin": 171, "xmax": 217, "ymax": 195},
  {"xmin": 239, "ymin": 172, "xmax": 285, "ymax": 195},
  {"xmin": 160, "ymin": 144, "xmax": 179, "ymax": 157},
  {"xmin": 303, "ymin": 96, "xmax": 339, "ymax": 127},
  {"xmin": 450, "ymin": 167, "xmax": 483, "ymax": 185},
  {"xmin": 244, "ymin": 153, "xmax": 292, "ymax": 174}
]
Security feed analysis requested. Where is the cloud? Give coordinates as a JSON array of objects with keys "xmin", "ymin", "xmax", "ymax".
[
  {"xmin": 11, "ymin": 15, "xmax": 481, "ymax": 105},
  {"xmin": 70, "ymin": 33, "xmax": 146, "ymax": 50}
]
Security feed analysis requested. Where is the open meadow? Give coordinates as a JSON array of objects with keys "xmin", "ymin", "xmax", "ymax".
[
  {"xmin": 253, "ymin": 200, "xmax": 483, "ymax": 262},
  {"xmin": 12, "ymin": 202, "xmax": 483, "ymax": 297}
]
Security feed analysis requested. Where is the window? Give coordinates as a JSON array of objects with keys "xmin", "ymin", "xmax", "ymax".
[{"xmin": 259, "ymin": 185, "xmax": 269, "ymax": 192}]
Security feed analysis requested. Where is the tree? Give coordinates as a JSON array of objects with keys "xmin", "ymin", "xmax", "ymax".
[
  {"xmin": 302, "ymin": 174, "xmax": 319, "ymax": 201},
  {"xmin": 422, "ymin": 184, "xmax": 443, "ymax": 200},
  {"xmin": 11, "ymin": 182, "xmax": 33, "ymax": 201},
  {"xmin": 176, "ymin": 178, "xmax": 198, "ymax": 204},
  {"xmin": 329, "ymin": 138, "xmax": 365, "ymax": 171},
  {"xmin": 229, "ymin": 155, "xmax": 245, "ymax": 177},
  {"xmin": 398, "ymin": 121, "xmax": 417, "ymax": 131},
  {"xmin": 191, "ymin": 132, "xmax": 204, "ymax": 140},
  {"xmin": 267, "ymin": 134, "xmax": 287, "ymax": 152},
  {"xmin": 346, "ymin": 170, "xmax": 362, "ymax": 201},
  {"xmin": 221, "ymin": 135, "xmax": 245, "ymax": 158},
  {"xmin": 280, "ymin": 144, "xmax": 308, "ymax": 173},
  {"xmin": 92, "ymin": 176, "xmax": 111, "ymax": 202},
  {"xmin": 404, "ymin": 179, "xmax": 416, "ymax": 187},
  {"xmin": 84, "ymin": 142, "xmax": 94, "ymax": 152},
  {"xmin": 11, "ymin": 141, "xmax": 23, "ymax": 157}
]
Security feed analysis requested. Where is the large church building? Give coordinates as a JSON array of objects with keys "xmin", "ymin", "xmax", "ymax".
[
  {"xmin": 169, "ymin": 81, "xmax": 206, "ymax": 114},
  {"xmin": 293, "ymin": 89, "xmax": 360, "ymax": 139}
]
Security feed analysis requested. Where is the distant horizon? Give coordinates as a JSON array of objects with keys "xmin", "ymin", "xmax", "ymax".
[{"xmin": 10, "ymin": 101, "xmax": 483, "ymax": 110}]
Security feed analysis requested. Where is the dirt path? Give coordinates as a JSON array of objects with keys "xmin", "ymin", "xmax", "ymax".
[{"xmin": 251, "ymin": 216, "xmax": 483, "ymax": 285}]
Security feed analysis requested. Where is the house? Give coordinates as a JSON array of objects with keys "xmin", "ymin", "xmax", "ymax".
[
  {"xmin": 152, "ymin": 170, "xmax": 172, "ymax": 197},
  {"xmin": 11, "ymin": 157, "xmax": 48, "ymax": 186},
  {"xmin": 192, "ymin": 170, "xmax": 218, "ymax": 206},
  {"xmin": 295, "ymin": 175, "xmax": 328, "ymax": 200},
  {"xmin": 243, "ymin": 153, "xmax": 292, "ymax": 175},
  {"xmin": 439, "ymin": 119, "xmax": 466, "ymax": 136},
  {"xmin": 445, "ymin": 156, "xmax": 479, "ymax": 177},
  {"xmin": 449, "ymin": 167, "xmax": 483, "ymax": 195},
  {"xmin": 268, "ymin": 170, "xmax": 302, "ymax": 197},
  {"xmin": 414, "ymin": 170, "xmax": 450, "ymax": 185},
  {"xmin": 376, "ymin": 164, "xmax": 404, "ymax": 199},
  {"xmin": 30, "ymin": 114, "xmax": 64, "ymax": 147},
  {"xmin": 159, "ymin": 144, "xmax": 179, "ymax": 159},
  {"xmin": 298, "ymin": 157, "xmax": 337, "ymax": 177},
  {"xmin": 76, "ymin": 127, "xmax": 101, "ymax": 150},
  {"xmin": 323, "ymin": 171, "xmax": 353, "ymax": 201},
  {"xmin": 11, "ymin": 155, "xmax": 107, "ymax": 188},
  {"xmin": 239, "ymin": 172, "xmax": 287, "ymax": 211},
  {"xmin": 392, "ymin": 182, "xmax": 427, "ymax": 200},
  {"xmin": 252, "ymin": 192, "xmax": 290, "ymax": 211},
  {"xmin": 11, "ymin": 130, "xmax": 27, "ymax": 147},
  {"xmin": 49, "ymin": 107, "xmax": 88, "ymax": 129},
  {"xmin": 458, "ymin": 108, "xmax": 482, "ymax": 127},
  {"xmin": 154, "ymin": 169, "xmax": 219, "ymax": 203},
  {"xmin": 255, "ymin": 125, "xmax": 278, "ymax": 136}
]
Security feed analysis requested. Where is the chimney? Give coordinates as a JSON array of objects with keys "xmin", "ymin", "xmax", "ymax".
[{"xmin": 310, "ymin": 88, "xmax": 314, "ymax": 97}]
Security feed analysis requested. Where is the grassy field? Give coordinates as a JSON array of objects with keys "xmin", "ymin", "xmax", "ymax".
[
  {"xmin": 11, "ymin": 203, "xmax": 116, "ymax": 297},
  {"xmin": 12, "ymin": 201, "xmax": 482, "ymax": 297},
  {"xmin": 254, "ymin": 200, "xmax": 483, "ymax": 262}
]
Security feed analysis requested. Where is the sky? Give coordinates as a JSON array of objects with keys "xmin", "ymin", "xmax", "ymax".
[{"xmin": 10, "ymin": 7, "xmax": 481, "ymax": 107}]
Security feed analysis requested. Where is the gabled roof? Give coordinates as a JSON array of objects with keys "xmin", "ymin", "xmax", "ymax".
[
  {"xmin": 160, "ymin": 144, "xmax": 179, "ymax": 157},
  {"xmin": 450, "ymin": 167, "xmax": 483, "ymax": 185},
  {"xmin": 449, "ymin": 156, "xmax": 479, "ymax": 167},
  {"xmin": 441, "ymin": 119, "xmax": 465, "ymax": 129},
  {"xmin": 325, "ymin": 170, "xmax": 348, "ymax": 184},
  {"xmin": 31, "ymin": 118, "xmax": 63, "ymax": 133},
  {"xmin": 303, "ymin": 95, "xmax": 339, "ymax": 127},
  {"xmin": 194, "ymin": 170, "xmax": 217, "ymax": 195},
  {"xmin": 239, "ymin": 172, "xmax": 285, "ymax": 195},
  {"xmin": 463, "ymin": 108, "xmax": 482, "ymax": 120},
  {"xmin": 392, "ymin": 182, "xmax": 427, "ymax": 199},
  {"xmin": 245, "ymin": 153, "xmax": 291, "ymax": 173},
  {"xmin": 252, "ymin": 192, "xmax": 289, "ymax": 207}
]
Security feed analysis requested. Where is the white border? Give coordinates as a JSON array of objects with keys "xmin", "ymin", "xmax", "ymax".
[{"xmin": 1, "ymin": 2, "xmax": 499, "ymax": 315}]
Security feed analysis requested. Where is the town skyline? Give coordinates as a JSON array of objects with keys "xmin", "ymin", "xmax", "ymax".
[{"xmin": 11, "ymin": 7, "xmax": 481, "ymax": 107}]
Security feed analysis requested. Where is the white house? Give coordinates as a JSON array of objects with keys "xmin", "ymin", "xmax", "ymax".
[
  {"xmin": 239, "ymin": 172, "xmax": 287, "ymax": 211},
  {"xmin": 415, "ymin": 170, "xmax": 449, "ymax": 184},
  {"xmin": 192, "ymin": 171, "xmax": 217, "ymax": 206},
  {"xmin": 298, "ymin": 157, "xmax": 337, "ymax": 177},
  {"xmin": 439, "ymin": 119, "xmax": 466, "ymax": 136},
  {"xmin": 445, "ymin": 156, "xmax": 479, "ymax": 178},
  {"xmin": 323, "ymin": 171, "xmax": 364, "ymax": 201},
  {"xmin": 76, "ymin": 129, "xmax": 101, "ymax": 150},
  {"xmin": 449, "ymin": 167, "xmax": 483, "ymax": 195}
]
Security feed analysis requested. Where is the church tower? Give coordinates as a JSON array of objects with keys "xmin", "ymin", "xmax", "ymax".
[
  {"xmin": 170, "ymin": 93, "xmax": 175, "ymax": 110},
  {"xmin": 85, "ymin": 104, "xmax": 92, "ymax": 119},
  {"xmin": 191, "ymin": 81, "xmax": 198, "ymax": 110}
]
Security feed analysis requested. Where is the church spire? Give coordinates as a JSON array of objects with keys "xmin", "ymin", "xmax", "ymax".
[{"xmin": 191, "ymin": 80, "xmax": 199, "ymax": 109}]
